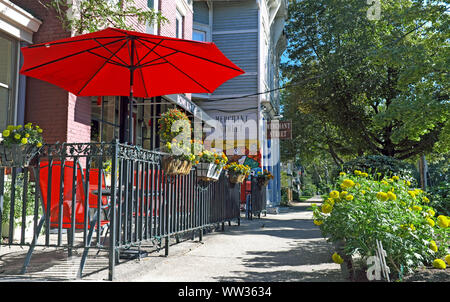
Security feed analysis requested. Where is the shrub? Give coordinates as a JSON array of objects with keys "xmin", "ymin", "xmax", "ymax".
[
  {"xmin": 339, "ymin": 155, "xmax": 417, "ymax": 183},
  {"xmin": 311, "ymin": 170, "xmax": 449, "ymax": 277},
  {"xmin": 1, "ymin": 173, "xmax": 36, "ymax": 226}
]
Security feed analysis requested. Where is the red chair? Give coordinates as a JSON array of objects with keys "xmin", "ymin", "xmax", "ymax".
[
  {"xmin": 21, "ymin": 160, "xmax": 109, "ymax": 278},
  {"xmin": 84, "ymin": 168, "xmax": 109, "ymax": 209}
]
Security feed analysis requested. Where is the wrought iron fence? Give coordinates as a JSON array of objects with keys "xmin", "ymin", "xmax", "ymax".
[{"xmin": 0, "ymin": 141, "xmax": 241, "ymax": 280}]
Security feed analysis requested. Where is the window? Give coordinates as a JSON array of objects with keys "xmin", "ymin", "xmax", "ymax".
[
  {"xmin": 146, "ymin": 0, "xmax": 158, "ymax": 34},
  {"xmin": 176, "ymin": 10, "xmax": 183, "ymax": 38},
  {"xmin": 0, "ymin": 33, "xmax": 18, "ymax": 130},
  {"xmin": 193, "ymin": 30, "xmax": 206, "ymax": 42}
]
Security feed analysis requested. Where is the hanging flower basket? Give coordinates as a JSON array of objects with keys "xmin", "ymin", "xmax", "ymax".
[
  {"xmin": 197, "ymin": 162, "xmax": 222, "ymax": 182},
  {"xmin": 0, "ymin": 123, "xmax": 43, "ymax": 168},
  {"xmin": 256, "ymin": 169, "xmax": 274, "ymax": 187},
  {"xmin": 0, "ymin": 144, "xmax": 40, "ymax": 167},
  {"xmin": 162, "ymin": 156, "xmax": 192, "ymax": 176},
  {"xmin": 225, "ymin": 162, "xmax": 250, "ymax": 184},
  {"xmin": 229, "ymin": 172, "xmax": 246, "ymax": 184}
]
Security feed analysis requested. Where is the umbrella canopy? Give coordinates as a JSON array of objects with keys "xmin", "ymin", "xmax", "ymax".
[
  {"xmin": 20, "ymin": 27, "xmax": 244, "ymax": 98},
  {"xmin": 20, "ymin": 28, "xmax": 245, "ymax": 142}
]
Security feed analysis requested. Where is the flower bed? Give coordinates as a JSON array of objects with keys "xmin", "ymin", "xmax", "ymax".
[{"xmin": 311, "ymin": 170, "xmax": 450, "ymax": 280}]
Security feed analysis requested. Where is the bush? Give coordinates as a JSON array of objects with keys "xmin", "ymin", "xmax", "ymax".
[
  {"xmin": 339, "ymin": 155, "xmax": 417, "ymax": 183},
  {"xmin": 1, "ymin": 173, "xmax": 36, "ymax": 226},
  {"xmin": 311, "ymin": 170, "xmax": 450, "ymax": 277}
]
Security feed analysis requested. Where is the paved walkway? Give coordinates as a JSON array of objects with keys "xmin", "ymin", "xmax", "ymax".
[
  {"xmin": 106, "ymin": 196, "xmax": 345, "ymax": 282},
  {"xmin": 0, "ymin": 196, "xmax": 346, "ymax": 282}
]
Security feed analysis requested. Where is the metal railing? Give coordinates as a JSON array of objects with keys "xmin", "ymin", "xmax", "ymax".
[{"xmin": 0, "ymin": 141, "xmax": 241, "ymax": 280}]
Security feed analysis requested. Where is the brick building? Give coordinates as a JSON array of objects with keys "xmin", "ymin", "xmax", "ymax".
[{"xmin": 2, "ymin": 0, "xmax": 208, "ymax": 149}]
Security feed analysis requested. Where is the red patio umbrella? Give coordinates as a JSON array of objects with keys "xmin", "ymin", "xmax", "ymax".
[{"xmin": 20, "ymin": 27, "xmax": 245, "ymax": 142}]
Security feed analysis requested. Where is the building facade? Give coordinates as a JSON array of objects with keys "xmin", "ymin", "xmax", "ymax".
[{"xmin": 192, "ymin": 0, "xmax": 288, "ymax": 207}]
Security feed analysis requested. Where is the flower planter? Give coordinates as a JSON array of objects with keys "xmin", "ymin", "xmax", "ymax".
[
  {"xmin": 229, "ymin": 172, "xmax": 246, "ymax": 184},
  {"xmin": 162, "ymin": 156, "xmax": 192, "ymax": 176},
  {"xmin": 0, "ymin": 144, "xmax": 40, "ymax": 167},
  {"xmin": 197, "ymin": 162, "xmax": 222, "ymax": 182},
  {"xmin": 257, "ymin": 177, "xmax": 270, "ymax": 187}
]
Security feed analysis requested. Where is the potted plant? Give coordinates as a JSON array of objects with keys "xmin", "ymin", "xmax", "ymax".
[
  {"xmin": 158, "ymin": 109, "xmax": 194, "ymax": 176},
  {"xmin": 225, "ymin": 162, "xmax": 250, "ymax": 184},
  {"xmin": 0, "ymin": 123, "xmax": 43, "ymax": 167},
  {"xmin": 196, "ymin": 149, "xmax": 228, "ymax": 182},
  {"xmin": 256, "ymin": 169, "xmax": 274, "ymax": 187},
  {"xmin": 162, "ymin": 140, "xmax": 196, "ymax": 175}
]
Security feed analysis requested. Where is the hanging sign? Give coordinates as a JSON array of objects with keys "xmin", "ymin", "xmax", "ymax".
[{"xmin": 267, "ymin": 120, "xmax": 292, "ymax": 139}]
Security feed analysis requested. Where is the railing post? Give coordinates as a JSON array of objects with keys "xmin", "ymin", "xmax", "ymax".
[
  {"xmin": 0, "ymin": 167, "xmax": 4, "ymax": 250},
  {"xmin": 108, "ymin": 140, "xmax": 119, "ymax": 281}
]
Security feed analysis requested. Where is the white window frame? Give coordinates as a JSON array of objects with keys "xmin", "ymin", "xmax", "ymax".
[
  {"xmin": 146, "ymin": 0, "xmax": 159, "ymax": 35},
  {"xmin": 175, "ymin": 9, "xmax": 183, "ymax": 38}
]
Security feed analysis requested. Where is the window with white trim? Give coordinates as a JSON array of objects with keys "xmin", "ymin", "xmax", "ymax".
[
  {"xmin": 176, "ymin": 9, "xmax": 184, "ymax": 38},
  {"xmin": 0, "ymin": 33, "xmax": 18, "ymax": 130}
]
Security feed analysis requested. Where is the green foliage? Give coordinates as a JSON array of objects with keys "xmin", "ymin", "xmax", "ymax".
[
  {"xmin": 282, "ymin": 0, "xmax": 449, "ymax": 163},
  {"xmin": 1, "ymin": 174, "xmax": 36, "ymax": 226},
  {"xmin": 311, "ymin": 171, "xmax": 450, "ymax": 275},
  {"xmin": 48, "ymin": 0, "xmax": 167, "ymax": 34},
  {"xmin": 340, "ymin": 155, "xmax": 417, "ymax": 181}
]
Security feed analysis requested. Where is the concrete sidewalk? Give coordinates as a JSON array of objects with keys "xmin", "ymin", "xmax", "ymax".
[{"xmin": 0, "ymin": 196, "xmax": 345, "ymax": 282}]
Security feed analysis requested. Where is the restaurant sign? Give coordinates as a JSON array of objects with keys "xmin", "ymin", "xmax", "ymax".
[{"xmin": 267, "ymin": 120, "xmax": 292, "ymax": 139}]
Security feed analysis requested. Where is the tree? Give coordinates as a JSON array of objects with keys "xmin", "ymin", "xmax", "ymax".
[
  {"xmin": 282, "ymin": 0, "xmax": 449, "ymax": 162},
  {"xmin": 47, "ymin": 0, "xmax": 167, "ymax": 34}
]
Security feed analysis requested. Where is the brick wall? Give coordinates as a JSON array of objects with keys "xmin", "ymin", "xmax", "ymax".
[{"xmin": 11, "ymin": 0, "xmax": 73, "ymax": 144}]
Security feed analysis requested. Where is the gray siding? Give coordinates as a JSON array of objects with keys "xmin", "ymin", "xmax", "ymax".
[
  {"xmin": 212, "ymin": 32, "xmax": 258, "ymax": 74},
  {"xmin": 212, "ymin": 74, "xmax": 257, "ymax": 96},
  {"xmin": 212, "ymin": 1, "xmax": 258, "ymax": 32},
  {"xmin": 193, "ymin": 2, "xmax": 209, "ymax": 25}
]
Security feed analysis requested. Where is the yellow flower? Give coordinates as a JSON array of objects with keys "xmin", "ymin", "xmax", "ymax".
[
  {"xmin": 36, "ymin": 142, "xmax": 42, "ymax": 148},
  {"xmin": 341, "ymin": 179, "xmax": 355, "ymax": 189},
  {"xmin": 408, "ymin": 191, "xmax": 416, "ymax": 198},
  {"xmin": 429, "ymin": 240, "xmax": 438, "ymax": 252},
  {"xmin": 21, "ymin": 138, "xmax": 28, "ymax": 145},
  {"xmin": 321, "ymin": 203, "xmax": 333, "ymax": 214},
  {"xmin": 25, "ymin": 133, "xmax": 30, "ymax": 138},
  {"xmin": 432, "ymin": 259, "xmax": 446, "ymax": 269},
  {"xmin": 354, "ymin": 170, "xmax": 361, "ymax": 175},
  {"xmin": 445, "ymin": 255, "xmax": 450, "ymax": 265},
  {"xmin": 437, "ymin": 215, "xmax": 449, "ymax": 228},
  {"xmin": 361, "ymin": 172, "xmax": 368, "ymax": 177},
  {"xmin": 376, "ymin": 192, "xmax": 388, "ymax": 201},
  {"xmin": 2, "ymin": 129, "xmax": 10, "ymax": 137},
  {"xmin": 427, "ymin": 209, "xmax": 435, "ymax": 217},
  {"xmin": 406, "ymin": 180, "xmax": 411, "ymax": 186},
  {"xmin": 14, "ymin": 133, "xmax": 21, "ymax": 140},
  {"xmin": 387, "ymin": 191, "xmax": 397, "ymax": 201},
  {"xmin": 361, "ymin": 190, "xmax": 366, "ymax": 195},
  {"xmin": 392, "ymin": 176, "xmax": 399, "ymax": 181},
  {"xmin": 332, "ymin": 252, "xmax": 344, "ymax": 264},
  {"xmin": 329, "ymin": 190, "xmax": 339, "ymax": 199},
  {"xmin": 339, "ymin": 191, "xmax": 348, "ymax": 198},
  {"xmin": 345, "ymin": 194, "xmax": 354, "ymax": 201},
  {"xmin": 412, "ymin": 205, "xmax": 422, "ymax": 212},
  {"xmin": 422, "ymin": 196, "xmax": 430, "ymax": 203},
  {"xmin": 426, "ymin": 218, "xmax": 435, "ymax": 227},
  {"xmin": 313, "ymin": 220, "xmax": 323, "ymax": 226},
  {"xmin": 339, "ymin": 172, "xmax": 346, "ymax": 176}
]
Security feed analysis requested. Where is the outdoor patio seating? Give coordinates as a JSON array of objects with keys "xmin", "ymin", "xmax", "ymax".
[{"xmin": 21, "ymin": 160, "xmax": 110, "ymax": 277}]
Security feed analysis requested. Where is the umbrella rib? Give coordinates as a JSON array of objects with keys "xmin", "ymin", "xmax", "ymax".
[
  {"xmin": 21, "ymin": 38, "xmax": 128, "ymax": 73},
  {"xmin": 93, "ymin": 38, "xmax": 129, "ymax": 67},
  {"xmin": 85, "ymin": 50, "xmax": 127, "ymax": 68},
  {"xmin": 77, "ymin": 39, "xmax": 129, "ymax": 95},
  {"xmin": 135, "ymin": 38, "xmax": 164, "ymax": 66},
  {"xmin": 133, "ymin": 43, "xmax": 149, "ymax": 97},
  {"xmin": 140, "ymin": 37, "xmax": 244, "ymax": 73},
  {"xmin": 152, "ymin": 48, "xmax": 212, "ymax": 93}
]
